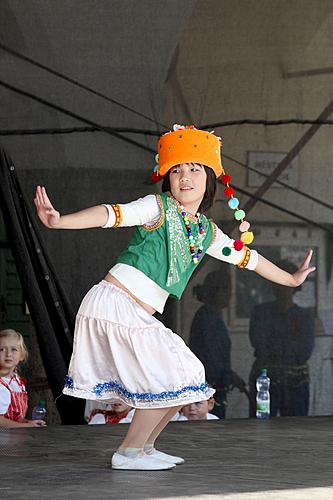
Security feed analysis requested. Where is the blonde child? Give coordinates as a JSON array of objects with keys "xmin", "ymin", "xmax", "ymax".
[
  {"xmin": 0, "ymin": 329, "xmax": 46, "ymax": 428},
  {"xmin": 34, "ymin": 125, "xmax": 315, "ymax": 470}
]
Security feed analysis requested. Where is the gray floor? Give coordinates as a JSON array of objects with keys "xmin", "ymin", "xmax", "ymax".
[{"xmin": 0, "ymin": 417, "xmax": 332, "ymax": 500}]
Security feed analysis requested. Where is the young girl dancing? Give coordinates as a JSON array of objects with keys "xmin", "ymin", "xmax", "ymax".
[
  {"xmin": 34, "ymin": 125, "xmax": 315, "ymax": 470},
  {"xmin": 0, "ymin": 329, "xmax": 46, "ymax": 428}
]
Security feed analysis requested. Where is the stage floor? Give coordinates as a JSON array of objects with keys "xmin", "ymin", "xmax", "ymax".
[{"xmin": 0, "ymin": 416, "xmax": 332, "ymax": 500}]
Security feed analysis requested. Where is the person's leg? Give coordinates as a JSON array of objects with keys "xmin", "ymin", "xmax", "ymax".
[
  {"xmin": 118, "ymin": 407, "xmax": 170, "ymax": 452},
  {"xmin": 282, "ymin": 383, "xmax": 309, "ymax": 416},
  {"xmin": 141, "ymin": 405, "xmax": 186, "ymax": 465},
  {"xmin": 269, "ymin": 380, "xmax": 280, "ymax": 417},
  {"xmin": 144, "ymin": 405, "xmax": 183, "ymax": 450},
  {"xmin": 248, "ymin": 365, "xmax": 258, "ymax": 418},
  {"xmin": 113, "ymin": 407, "xmax": 181, "ymax": 470},
  {"xmin": 297, "ymin": 383, "xmax": 310, "ymax": 416}
]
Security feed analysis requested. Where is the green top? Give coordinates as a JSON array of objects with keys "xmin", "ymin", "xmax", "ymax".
[{"xmin": 117, "ymin": 192, "xmax": 214, "ymax": 300}]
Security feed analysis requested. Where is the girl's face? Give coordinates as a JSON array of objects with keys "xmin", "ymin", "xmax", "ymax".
[
  {"xmin": 169, "ymin": 163, "xmax": 207, "ymax": 213},
  {"xmin": 0, "ymin": 336, "xmax": 24, "ymax": 376}
]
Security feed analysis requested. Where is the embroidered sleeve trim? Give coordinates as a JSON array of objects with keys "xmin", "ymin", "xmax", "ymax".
[
  {"xmin": 210, "ymin": 221, "xmax": 217, "ymax": 244},
  {"xmin": 142, "ymin": 194, "xmax": 165, "ymax": 231},
  {"xmin": 237, "ymin": 246, "xmax": 251, "ymax": 268},
  {"xmin": 112, "ymin": 204, "xmax": 123, "ymax": 228}
]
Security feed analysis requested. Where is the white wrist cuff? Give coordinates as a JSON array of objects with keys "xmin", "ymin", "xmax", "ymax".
[
  {"xmin": 246, "ymin": 250, "xmax": 258, "ymax": 270},
  {"xmin": 101, "ymin": 204, "xmax": 116, "ymax": 228}
]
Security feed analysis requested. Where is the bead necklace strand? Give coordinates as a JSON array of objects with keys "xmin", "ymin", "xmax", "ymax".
[{"xmin": 179, "ymin": 205, "xmax": 205, "ymax": 265}]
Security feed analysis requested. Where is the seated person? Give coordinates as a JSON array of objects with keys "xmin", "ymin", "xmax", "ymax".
[
  {"xmin": 173, "ymin": 397, "xmax": 219, "ymax": 421},
  {"xmin": 0, "ymin": 329, "xmax": 46, "ymax": 428},
  {"xmin": 85, "ymin": 399, "xmax": 134, "ymax": 424}
]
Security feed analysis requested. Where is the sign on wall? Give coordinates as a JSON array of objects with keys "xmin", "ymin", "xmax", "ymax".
[{"xmin": 247, "ymin": 151, "xmax": 299, "ymax": 188}]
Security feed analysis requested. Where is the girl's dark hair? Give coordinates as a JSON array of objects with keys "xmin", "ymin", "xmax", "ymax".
[{"xmin": 161, "ymin": 165, "xmax": 217, "ymax": 213}]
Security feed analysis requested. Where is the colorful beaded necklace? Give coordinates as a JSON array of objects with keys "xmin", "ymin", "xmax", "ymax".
[{"xmin": 173, "ymin": 196, "xmax": 205, "ymax": 265}]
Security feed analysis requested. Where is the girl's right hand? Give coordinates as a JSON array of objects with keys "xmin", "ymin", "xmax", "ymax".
[{"xmin": 34, "ymin": 186, "xmax": 60, "ymax": 228}]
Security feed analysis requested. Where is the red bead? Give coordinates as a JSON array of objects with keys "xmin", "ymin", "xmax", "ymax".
[
  {"xmin": 151, "ymin": 172, "xmax": 161, "ymax": 183},
  {"xmin": 233, "ymin": 239, "xmax": 244, "ymax": 251},
  {"xmin": 224, "ymin": 186, "xmax": 234, "ymax": 197},
  {"xmin": 221, "ymin": 174, "xmax": 231, "ymax": 185},
  {"xmin": 199, "ymin": 229, "xmax": 204, "ymax": 234}
]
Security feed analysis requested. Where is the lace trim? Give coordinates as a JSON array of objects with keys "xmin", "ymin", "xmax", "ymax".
[
  {"xmin": 210, "ymin": 222, "xmax": 217, "ymax": 244},
  {"xmin": 142, "ymin": 194, "xmax": 165, "ymax": 231}
]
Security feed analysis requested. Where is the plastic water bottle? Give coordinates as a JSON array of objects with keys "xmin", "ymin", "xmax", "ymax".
[
  {"xmin": 256, "ymin": 369, "xmax": 270, "ymax": 419},
  {"xmin": 32, "ymin": 399, "xmax": 47, "ymax": 421}
]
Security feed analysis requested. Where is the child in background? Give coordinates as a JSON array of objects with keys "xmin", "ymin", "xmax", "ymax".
[
  {"xmin": 86, "ymin": 400, "xmax": 134, "ymax": 425},
  {"xmin": 174, "ymin": 398, "xmax": 219, "ymax": 421},
  {"xmin": 0, "ymin": 329, "xmax": 46, "ymax": 428}
]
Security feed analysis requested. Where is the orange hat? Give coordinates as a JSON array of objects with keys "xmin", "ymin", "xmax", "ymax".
[{"xmin": 157, "ymin": 125, "xmax": 223, "ymax": 178}]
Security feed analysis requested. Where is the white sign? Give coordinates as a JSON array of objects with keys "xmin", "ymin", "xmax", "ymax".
[{"xmin": 247, "ymin": 151, "xmax": 299, "ymax": 188}]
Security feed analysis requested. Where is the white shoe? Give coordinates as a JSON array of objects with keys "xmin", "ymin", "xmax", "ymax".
[
  {"xmin": 148, "ymin": 449, "xmax": 185, "ymax": 465},
  {"xmin": 111, "ymin": 452, "xmax": 176, "ymax": 470}
]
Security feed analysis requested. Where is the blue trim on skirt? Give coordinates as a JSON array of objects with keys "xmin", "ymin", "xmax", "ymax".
[{"xmin": 64, "ymin": 375, "xmax": 209, "ymax": 403}]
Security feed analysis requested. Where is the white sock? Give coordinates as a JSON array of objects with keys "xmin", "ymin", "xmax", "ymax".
[
  {"xmin": 117, "ymin": 447, "xmax": 142, "ymax": 458},
  {"xmin": 144, "ymin": 443, "xmax": 155, "ymax": 454}
]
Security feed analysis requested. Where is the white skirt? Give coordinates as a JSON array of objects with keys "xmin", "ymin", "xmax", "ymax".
[{"xmin": 63, "ymin": 281, "xmax": 214, "ymax": 408}]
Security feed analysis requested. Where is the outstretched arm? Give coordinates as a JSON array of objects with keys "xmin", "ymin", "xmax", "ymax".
[
  {"xmin": 34, "ymin": 186, "xmax": 108, "ymax": 229},
  {"xmin": 255, "ymin": 250, "xmax": 316, "ymax": 287}
]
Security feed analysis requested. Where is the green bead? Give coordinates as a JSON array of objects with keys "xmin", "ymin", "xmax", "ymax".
[
  {"xmin": 222, "ymin": 247, "xmax": 232, "ymax": 256},
  {"xmin": 234, "ymin": 209, "xmax": 245, "ymax": 221}
]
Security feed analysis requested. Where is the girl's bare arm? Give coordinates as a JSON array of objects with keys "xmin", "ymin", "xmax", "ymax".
[
  {"xmin": 255, "ymin": 250, "xmax": 315, "ymax": 287},
  {"xmin": 0, "ymin": 415, "xmax": 46, "ymax": 428},
  {"xmin": 34, "ymin": 186, "xmax": 108, "ymax": 229}
]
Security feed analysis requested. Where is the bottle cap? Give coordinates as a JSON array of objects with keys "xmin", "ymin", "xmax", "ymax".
[
  {"xmin": 260, "ymin": 368, "xmax": 267, "ymax": 376},
  {"xmin": 39, "ymin": 399, "xmax": 46, "ymax": 408}
]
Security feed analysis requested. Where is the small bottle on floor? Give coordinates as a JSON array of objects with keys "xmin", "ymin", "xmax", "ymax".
[
  {"xmin": 256, "ymin": 369, "xmax": 270, "ymax": 419},
  {"xmin": 32, "ymin": 399, "xmax": 47, "ymax": 422}
]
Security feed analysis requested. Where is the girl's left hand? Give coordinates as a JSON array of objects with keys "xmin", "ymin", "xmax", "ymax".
[
  {"xmin": 27, "ymin": 419, "xmax": 47, "ymax": 427},
  {"xmin": 292, "ymin": 249, "xmax": 316, "ymax": 286}
]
